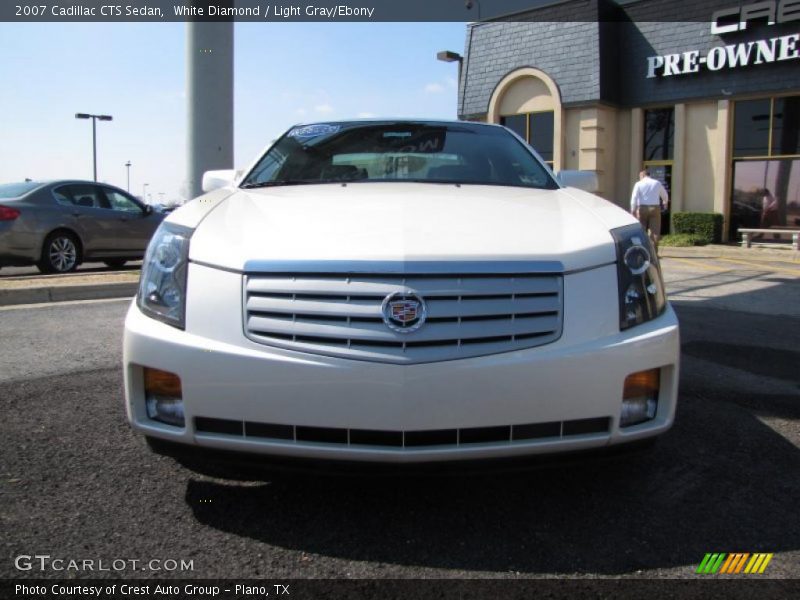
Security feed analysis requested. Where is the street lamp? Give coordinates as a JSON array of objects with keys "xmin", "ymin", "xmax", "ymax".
[
  {"xmin": 437, "ymin": 51, "xmax": 463, "ymax": 106},
  {"xmin": 75, "ymin": 113, "xmax": 113, "ymax": 181},
  {"xmin": 143, "ymin": 183, "xmax": 149, "ymax": 203},
  {"xmin": 125, "ymin": 161, "xmax": 132, "ymax": 192}
]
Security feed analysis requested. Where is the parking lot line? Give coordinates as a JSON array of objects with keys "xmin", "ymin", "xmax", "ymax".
[
  {"xmin": 713, "ymin": 257, "xmax": 800, "ymax": 276},
  {"xmin": 662, "ymin": 257, "xmax": 732, "ymax": 272}
]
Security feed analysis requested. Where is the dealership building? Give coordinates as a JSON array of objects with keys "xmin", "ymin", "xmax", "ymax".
[{"xmin": 456, "ymin": 0, "xmax": 800, "ymax": 240}]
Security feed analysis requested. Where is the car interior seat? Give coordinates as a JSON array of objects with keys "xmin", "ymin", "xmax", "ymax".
[{"xmin": 320, "ymin": 165, "xmax": 366, "ymax": 181}]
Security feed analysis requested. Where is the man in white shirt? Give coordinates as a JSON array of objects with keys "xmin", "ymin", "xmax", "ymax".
[{"xmin": 630, "ymin": 169, "xmax": 669, "ymax": 246}]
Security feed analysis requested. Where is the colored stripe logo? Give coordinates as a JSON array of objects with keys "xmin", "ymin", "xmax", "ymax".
[{"xmin": 697, "ymin": 553, "xmax": 773, "ymax": 574}]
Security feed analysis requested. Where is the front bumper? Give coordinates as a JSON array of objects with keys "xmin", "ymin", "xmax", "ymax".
[{"xmin": 123, "ymin": 262, "xmax": 680, "ymax": 464}]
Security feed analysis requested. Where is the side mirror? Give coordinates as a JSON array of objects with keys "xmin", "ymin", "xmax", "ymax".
[
  {"xmin": 557, "ymin": 170, "xmax": 599, "ymax": 194},
  {"xmin": 202, "ymin": 169, "xmax": 238, "ymax": 193},
  {"xmin": 143, "ymin": 204, "xmax": 153, "ymax": 215}
]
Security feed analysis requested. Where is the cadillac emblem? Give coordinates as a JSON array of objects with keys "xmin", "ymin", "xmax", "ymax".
[{"xmin": 381, "ymin": 292, "xmax": 427, "ymax": 333}]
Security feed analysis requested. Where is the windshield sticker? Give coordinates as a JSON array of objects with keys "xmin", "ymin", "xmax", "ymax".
[
  {"xmin": 382, "ymin": 130, "xmax": 445, "ymax": 154},
  {"xmin": 288, "ymin": 124, "xmax": 341, "ymax": 139}
]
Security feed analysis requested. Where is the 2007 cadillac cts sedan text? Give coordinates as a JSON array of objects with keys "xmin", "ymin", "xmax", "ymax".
[{"xmin": 123, "ymin": 120, "xmax": 679, "ymax": 467}]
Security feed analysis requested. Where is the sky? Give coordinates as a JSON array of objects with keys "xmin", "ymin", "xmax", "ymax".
[{"xmin": 0, "ymin": 22, "xmax": 466, "ymax": 203}]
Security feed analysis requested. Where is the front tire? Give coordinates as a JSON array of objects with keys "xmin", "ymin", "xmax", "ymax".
[
  {"xmin": 37, "ymin": 232, "xmax": 80, "ymax": 274},
  {"xmin": 103, "ymin": 259, "xmax": 127, "ymax": 269}
]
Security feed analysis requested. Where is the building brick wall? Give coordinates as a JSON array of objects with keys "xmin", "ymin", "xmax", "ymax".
[{"xmin": 459, "ymin": 21, "xmax": 601, "ymax": 117}]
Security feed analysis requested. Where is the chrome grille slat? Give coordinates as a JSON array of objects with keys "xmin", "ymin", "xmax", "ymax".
[
  {"xmin": 244, "ymin": 269, "xmax": 563, "ymax": 364},
  {"xmin": 248, "ymin": 313, "xmax": 560, "ymax": 343},
  {"xmin": 426, "ymin": 296, "xmax": 560, "ymax": 318},
  {"xmin": 246, "ymin": 276, "xmax": 561, "ymax": 297},
  {"xmin": 246, "ymin": 296, "xmax": 382, "ymax": 318}
]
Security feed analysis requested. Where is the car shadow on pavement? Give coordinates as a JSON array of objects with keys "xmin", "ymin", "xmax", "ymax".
[
  {"xmin": 182, "ymin": 306, "xmax": 800, "ymax": 575},
  {"xmin": 183, "ymin": 399, "xmax": 799, "ymax": 575}
]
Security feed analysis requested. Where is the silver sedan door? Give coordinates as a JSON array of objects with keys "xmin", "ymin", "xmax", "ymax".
[
  {"xmin": 66, "ymin": 183, "xmax": 124, "ymax": 253},
  {"xmin": 101, "ymin": 188, "xmax": 160, "ymax": 253}
]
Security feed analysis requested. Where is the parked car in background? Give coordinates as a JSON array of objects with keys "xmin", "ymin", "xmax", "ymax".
[
  {"xmin": 0, "ymin": 180, "xmax": 165, "ymax": 273},
  {"xmin": 124, "ymin": 119, "xmax": 679, "ymax": 469}
]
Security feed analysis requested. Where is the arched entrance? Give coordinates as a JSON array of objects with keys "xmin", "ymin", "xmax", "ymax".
[{"xmin": 487, "ymin": 67, "xmax": 563, "ymax": 171}]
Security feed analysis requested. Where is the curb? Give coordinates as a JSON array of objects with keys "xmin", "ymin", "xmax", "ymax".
[{"xmin": 0, "ymin": 281, "xmax": 138, "ymax": 307}]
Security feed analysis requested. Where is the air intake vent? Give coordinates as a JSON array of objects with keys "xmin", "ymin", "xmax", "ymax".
[{"xmin": 194, "ymin": 417, "xmax": 611, "ymax": 448}]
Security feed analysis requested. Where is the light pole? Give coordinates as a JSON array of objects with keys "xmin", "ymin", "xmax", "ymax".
[
  {"xmin": 143, "ymin": 183, "xmax": 149, "ymax": 204},
  {"xmin": 436, "ymin": 50, "xmax": 463, "ymax": 85},
  {"xmin": 125, "ymin": 161, "xmax": 132, "ymax": 192},
  {"xmin": 75, "ymin": 113, "xmax": 113, "ymax": 181},
  {"xmin": 437, "ymin": 51, "xmax": 463, "ymax": 113}
]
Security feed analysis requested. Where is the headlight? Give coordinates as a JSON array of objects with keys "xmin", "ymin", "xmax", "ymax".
[
  {"xmin": 137, "ymin": 222, "xmax": 192, "ymax": 329},
  {"xmin": 611, "ymin": 223, "xmax": 666, "ymax": 330}
]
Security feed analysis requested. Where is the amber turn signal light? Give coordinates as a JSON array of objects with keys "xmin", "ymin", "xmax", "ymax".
[
  {"xmin": 621, "ymin": 368, "xmax": 661, "ymax": 427},
  {"xmin": 623, "ymin": 368, "xmax": 660, "ymax": 399},
  {"xmin": 143, "ymin": 367, "xmax": 182, "ymax": 398}
]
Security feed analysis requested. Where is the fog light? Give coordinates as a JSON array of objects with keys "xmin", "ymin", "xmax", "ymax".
[
  {"xmin": 620, "ymin": 368, "xmax": 660, "ymax": 427},
  {"xmin": 143, "ymin": 367, "xmax": 184, "ymax": 427},
  {"xmin": 146, "ymin": 395, "xmax": 185, "ymax": 427}
]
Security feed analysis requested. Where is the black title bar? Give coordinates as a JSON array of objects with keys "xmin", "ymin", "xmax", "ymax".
[{"xmin": 0, "ymin": 0, "xmax": 774, "ymax": 23}]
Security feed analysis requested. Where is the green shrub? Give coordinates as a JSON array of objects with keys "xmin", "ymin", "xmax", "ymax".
[
  {"xmin": 660, "ymin": 233, "xmax": 707, "ymax": 247},
  {"xmin": 671, "ymin": 212, "xmax": 723, "ymax": 244}
]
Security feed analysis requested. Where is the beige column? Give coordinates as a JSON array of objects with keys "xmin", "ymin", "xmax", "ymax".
[
  {"xmin": 578, "ymin": 109, "xmax": 603, "ymax": 195},
  {"xmin": 714, "ymin": 100, "xmax": 732, "ymax": 240},
  {"xmin": 671, "ymin": 103, "xmax": 686, "ymax": 213},
  {"xmin": 576, "ymin": 107, "xmax": 617, "ymax": 200},
  {"xmin": 554, "ymin": 108, "xmax": 564, "ymax": 173}
]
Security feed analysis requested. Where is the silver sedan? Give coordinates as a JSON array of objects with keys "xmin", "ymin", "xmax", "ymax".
[{"xmin": 0, "ymin": 180, "xmax": 165, "ymax": 273}]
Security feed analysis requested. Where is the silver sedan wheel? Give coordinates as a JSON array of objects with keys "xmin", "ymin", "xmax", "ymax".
[{"xmin": 48, "ymin": 236, "xmax": 78, "ymax": 272}]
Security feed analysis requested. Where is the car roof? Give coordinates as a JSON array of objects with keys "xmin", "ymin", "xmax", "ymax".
[
  {"xmin": 5, "ymin": 179, "xmax": 124, "ymax": 187},
  {"xmin": 291, "ymin": 118, "xmax": 503, "ymax": 131},
  {"xmin": 40, "ymin": 179, "xmax": 121, "ymax": 186},
  {"xmin": 7, "ymin": 180, "xmax": 134, "ymax": 200}
]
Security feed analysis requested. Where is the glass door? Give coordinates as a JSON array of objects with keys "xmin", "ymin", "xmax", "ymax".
[
  {"xmin": 642, "ymin": 160, "xmax": 672, "ymax": 236},
  {"xmin": 643, "ymin": 108, "xmax": 675, "ymax": 235}
]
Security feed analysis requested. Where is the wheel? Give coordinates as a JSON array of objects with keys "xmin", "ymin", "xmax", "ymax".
[
  {"xmin": 37, "ymin": 232, "xmax": 80, "ymax": 274},
  {"xmin": 103, "ymin": 259, "xmax": 127, "ymax": 269}
]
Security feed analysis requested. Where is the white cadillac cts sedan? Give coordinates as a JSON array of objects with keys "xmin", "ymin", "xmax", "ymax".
[{"xmin": 123, "ymin": 120, "xmax": 679, "ymax": 468}]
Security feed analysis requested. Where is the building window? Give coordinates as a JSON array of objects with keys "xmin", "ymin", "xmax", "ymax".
[
  {"xmin": 772, "ymin": 96, "xmax": 800, "ymax": 157},
  {"xmin": 500, "ymin": 114, "xmax": 527, "ymax": 141},
  {"xmin": 731, "ymin": 96, "xmax": 800, "ymax": 240},
  {"xmin": 733, "ymin": 99, "xmax": 771, "ymax": 157},
  {"xmin": 643, "ymin": 108, "xmax": 674, "ymax": 161},
  {"xmin": 500, "ymin": 111, "xmax": 554, "ymax": 165}
]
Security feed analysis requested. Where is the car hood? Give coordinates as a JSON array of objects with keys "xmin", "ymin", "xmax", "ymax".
[{"xmin": 184, "ymin": 183, "xmax": 636, "ymax": 272}]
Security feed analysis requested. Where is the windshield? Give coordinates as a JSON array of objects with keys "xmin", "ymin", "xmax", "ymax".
[
  {"xmin": 241, "ymin": 122, "xmax": 558, "ymax": 190},
  {"xmin": 0, "ymin": 181, "xmax": 43, "ymax": 199}
]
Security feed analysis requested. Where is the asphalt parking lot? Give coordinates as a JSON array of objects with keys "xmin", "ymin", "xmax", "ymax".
[{"xmin": 1, "ymin": 253, "xmax": 798, "ymax": 580}]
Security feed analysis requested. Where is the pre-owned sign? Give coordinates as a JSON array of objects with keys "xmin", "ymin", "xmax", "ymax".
[
  {"xmin": 646, "ymin": 0, "xmax": 800, "ymax": 78},
  {"xmin": 647, "ymin": 34, "xmax": 799, "ymax": 77}
]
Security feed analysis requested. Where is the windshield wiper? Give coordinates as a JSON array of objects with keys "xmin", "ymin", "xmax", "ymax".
[{"xmin": 240, "ymin": 180, "xmax": 313, "ymax": 189}]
